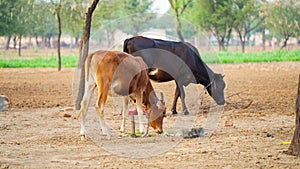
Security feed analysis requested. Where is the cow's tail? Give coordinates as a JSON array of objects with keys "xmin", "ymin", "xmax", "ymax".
[
  {"xmin": 123, "ymin": 38, "xmax": 130, "ymax": 53},
  {"xmin": 85, "ymin": 53, "xmax": 93, "ymax": 82},
  {"xmin": 75, "ymin": 53, "xmax": 93, "ymax": 120}
]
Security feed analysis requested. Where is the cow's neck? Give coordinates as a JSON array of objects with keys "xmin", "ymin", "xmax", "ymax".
[
  {"xmin": 143, "ymin": 81, "xmax": 157, "ymax": 111},
  {"xmin": 197, "ymin": 62, "xmax": 215, "ymax": 87}
]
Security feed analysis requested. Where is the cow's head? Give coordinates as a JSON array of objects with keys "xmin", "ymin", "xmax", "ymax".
[
  {"xmin": 207, "ymin": 74, "xmax": 226, "ymax": 105},
  {"xmin": 149, "ymin": 92, "xmax": 166, "ymax": 134}
]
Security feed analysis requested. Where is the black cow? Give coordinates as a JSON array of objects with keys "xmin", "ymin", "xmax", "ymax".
[{"xmin": 123, "ymin": 36, "xmax": 225, "ymax": 115}]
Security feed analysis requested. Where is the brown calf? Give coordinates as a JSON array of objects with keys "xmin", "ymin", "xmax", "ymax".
[{"xmin": 76, "ymin": 50, "xmax": 166, "ymax": 139}]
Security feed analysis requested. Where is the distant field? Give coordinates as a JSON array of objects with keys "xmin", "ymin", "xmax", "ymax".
[
  {"xmin": 0, "ymin": 49, "xmax": 299, "ymax": 68},
  {"xmin": 202, "ymin": 49, "xmax": 300, "ymax": 63},
  {"xmin": 0, "ymin": 55, "xmax": 78, "ymax": 68}
]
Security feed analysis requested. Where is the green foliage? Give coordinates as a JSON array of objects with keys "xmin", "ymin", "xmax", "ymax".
[
  {"xmin": 117, "ymin": 0, "xmax": 155, "ymax": 35},
  {"xmin": 186, "ymin": 0, "xmax": 236, "ymax": 50},
  {"xmin": 60, "ymin": 0, "xmax": 89, "ymax": 38},
  {"xmin": 0, "ymin": 0, "xmax": 36, "ymax": 37},
  {"xmin": 232, "ymin": 0, "xmax": 264, "ymax": 52},
  {"xmin": 0, "ymin": 0, "xmax": 18, "ymax": 36},
  {"xmin": 260, "ymin": 0, "xmax": 300, "ymax": 46}
]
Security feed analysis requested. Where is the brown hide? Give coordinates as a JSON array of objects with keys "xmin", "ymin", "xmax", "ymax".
[{"xmin": 78, "ymin": 50, "xmax": 165, "ymax": 138}]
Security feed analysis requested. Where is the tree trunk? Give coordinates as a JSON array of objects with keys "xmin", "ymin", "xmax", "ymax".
[
  {"xmin": 237, "ymin": 31, "xmax": 245, "ymax": 53},
  {"xmin": 18, "ymin": 35, "xmax": 21, "ymax": 57},
  {"xmin": 6, "ymin": 36, "xmax": 11, "ymax": 50},
  {"xmin": 225, "ymin": 28, "xmax": 232, "ymax": 49},
  {"xmin": 218, "ymin": 41, "xmax": 224, "ymax": 51},
  {"xmin": 75, "ymin": 37, "xmax": 79, "ymax": 47},
  {"xmin": 175, "ymin": 13, "xmax": 184, "ymax": 42},
  {"xmin": 75, "ymin": 0, "xmax": 99, "ymax": 110},
  {"xmin": 56, "ymin": 10, "xmax": 62, "ymax": 71},
  {"xmin": 217, "ymin": 36, "xmax": 225, "ymax": 52},
  {"xmin": 206, "ymin": 31, "xmax": 210, "ymax": 47},
  {"xmin": 286, "ymin": 75, "xmax": 300, "ymax": 156},
  {"xmin": 35, "ymin": 36, "xmax": 40, "ymax": 47},
  {"xmin": 281, "ymin": 35, "xmax": 290, "ymax": 49},
  {"xmin": 262, "ymin": 27, "xmax": 266, "ymax": 51},
  {"xmin": 13, "ymin": 36, "xmax": 17, "ymax": 49}
]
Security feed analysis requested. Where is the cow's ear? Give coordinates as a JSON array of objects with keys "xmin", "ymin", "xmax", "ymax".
[{"xmin": 222, "ymin": 74, "xmax": 225, "ymax": 78}]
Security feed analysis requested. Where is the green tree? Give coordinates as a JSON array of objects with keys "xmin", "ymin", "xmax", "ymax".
[
  {"xmin": 62, "ymin": 0, "xmax": 89, "ymax": 47},
  {"xmin": 93, "ymin": 0, "xmax": 122, "ymax": 46},
  {"xmin": 168, "ymin": 0, "xmax": 192, "ymax": 42},
  {"xmin": 0, "ymin": 0, "xmax": 18, "ymax": 49},
  {"xmin": 0, "ymin": 0, "xmax": 36, "ymax": 55},
  {"xmin": 50, "ymin": 0, "xmax": 63, "ymax": 70},
  {"xmin": 233, "ymin": 0, "xmax": 264, "ymax": 53},
  {"xmin": 118, "ymin": 0, "xmax": 154, "ymax": 35},
  {"xmin": 188, "ymin": 0, "xmax": 236, "ymax": 51},
  {"xmin": 261, "ymin": 0, "xmax": 300, "ymax": 48},
  {"xmin": 30, "ymin": 1, "xmax": 56, "ymax": 47}
]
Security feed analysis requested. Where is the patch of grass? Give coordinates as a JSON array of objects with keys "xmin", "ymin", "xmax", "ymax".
[
  {"xmin": 126, "ymin": 130, "xmax": 153, "ymax": 137},
  {"xmin": 0, "ymin": 55, "xmax": 78, "ymax": 68},
  {"xmin": 0, "ymin": 49, "xmax": 299, "ymax": 68},
  {"xmin": 202, "ymin": 49, "xmax": 300, "ymax": 63}
]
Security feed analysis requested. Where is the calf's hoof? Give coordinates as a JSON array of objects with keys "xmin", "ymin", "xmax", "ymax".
[{"xmin": 142, "ymin": 133, "xmax": 148, "ymax": 138}]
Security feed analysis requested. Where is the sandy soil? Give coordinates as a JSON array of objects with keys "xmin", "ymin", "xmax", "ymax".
[{"xmin": 0, "ymin": 62, "xmax": 300, "ymax": 168}]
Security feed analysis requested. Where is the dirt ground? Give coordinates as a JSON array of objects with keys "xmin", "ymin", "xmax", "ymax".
[{"xmin": 0, "ymin": 62, "xmax": 300, "ymax": 168}]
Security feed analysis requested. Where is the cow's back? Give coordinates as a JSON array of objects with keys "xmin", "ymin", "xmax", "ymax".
[
  {"xmin": 88, "ymin": 50, "xmax": 149, "ymax": 96},
  {"xmin": 124, "ymin": 36, "xmax": 205, "ymax": 74}
]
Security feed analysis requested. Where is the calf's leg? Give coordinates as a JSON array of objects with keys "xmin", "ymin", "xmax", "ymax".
[
  {"xmin": 96, "ymin": 85, "xmax": 111, "ymax": 138},
  {"xmin": 136, "ymin": 91, "xmax": 147, "ymax": 136},
  {"xmin": 120, "ymin": 96, "xmax": 129, "ymax": 136},
  {"xmin": 78, "ymin": 82, "xmax": 96, "ymax": 140}
]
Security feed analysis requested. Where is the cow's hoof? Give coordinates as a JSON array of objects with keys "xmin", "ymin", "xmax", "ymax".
[
  {"xmin": 131, "ymin": 134, "xmax": 137, "ymax": 138},
  {"xmin": 183, "ymin": 109, "xmax": 189, "ymax": 115},
  {"xmin": 171, "ymin": 110, "xmax": 178, "ymax": 115}
]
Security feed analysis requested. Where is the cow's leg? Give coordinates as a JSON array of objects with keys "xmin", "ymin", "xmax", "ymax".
[
  {"xmin": 178, "ymin": 84, "xmax": 189, "ymax": 115},
  {"xmin": 136, "ymin": 91, "xmax": 146, "ymax": 136},
  {"xmin": 96, "ymin": 84, "xmax": 111, "ymax": 138},
  {"xmin": 120, "ymin": 96, "xmax": 129, "ymax": 136},
  {"xmin": 78, "ymin": 82, "xmax": 96, "ymax": 140},
  {"xmin": 171, "ymin": 83, "xmax": 180, "ymax": 115}
]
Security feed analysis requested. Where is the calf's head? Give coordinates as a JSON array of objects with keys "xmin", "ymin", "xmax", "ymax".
[{"xmin": 149, "ymin": 92, "xmax": 166, "ymax": 134}]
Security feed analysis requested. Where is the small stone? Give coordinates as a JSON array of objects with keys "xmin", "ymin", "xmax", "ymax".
[
  {"xmin": 62, "ymin": 113, "xmax": 72, "ymax": 118},
  {"xmin": 224, "ymin": 120, "xmax": 233, "ymax": 127}
]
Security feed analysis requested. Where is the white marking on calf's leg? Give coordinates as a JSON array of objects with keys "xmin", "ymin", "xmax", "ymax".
[
  {"xmin": 136, "ymin": 92, "xmax": 146, "ymax": 134},
  {"xmin": 78, "ymin": 81, "xmax": 96, "ymax": 140},
  {"xmin": 120, "ymin": 96, "xmax": 129, "ymax": 136}
]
